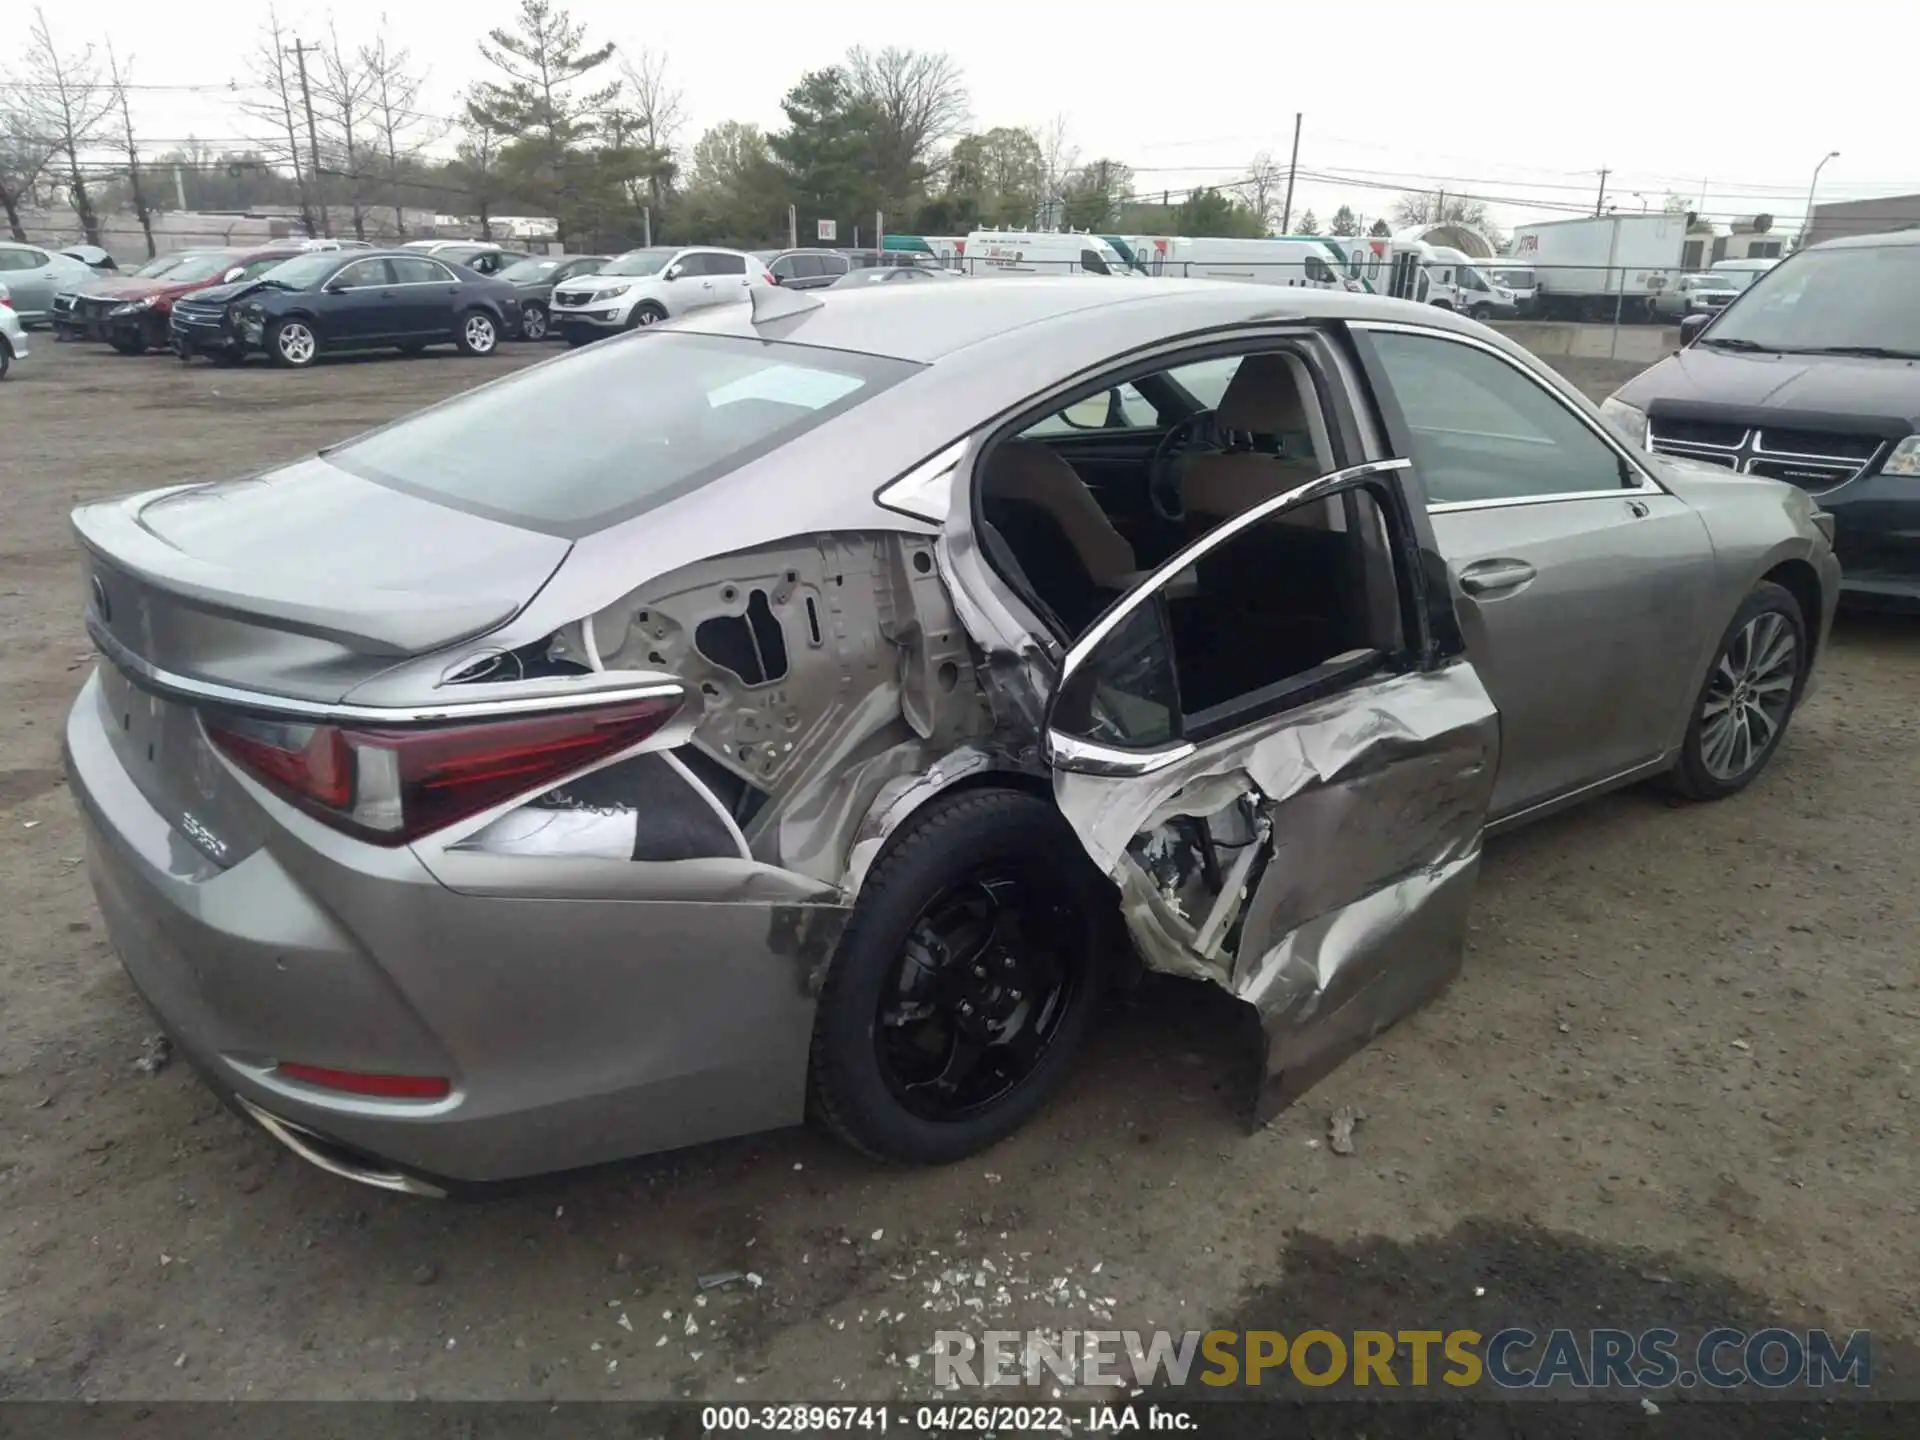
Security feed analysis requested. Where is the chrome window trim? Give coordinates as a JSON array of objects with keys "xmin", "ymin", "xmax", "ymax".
[
  {"xmin": 86, "ymin": 616, "xmax": 683, "ymax": 725},
  {"xmin": 1349, "ymin": 319, "xmax": 1668, "ymax": 504},
  {"xmin": 1060, "ymin": 458, "xmax": 1413, "ymax": 679}
]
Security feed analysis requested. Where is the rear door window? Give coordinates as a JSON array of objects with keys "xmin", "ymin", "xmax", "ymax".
[
  {"xmin": 708, "ymin": 252, "xmax": 748, "ymax": 275},
  {"xmin": 327, "ymin": 333, "xmax": 922, "ymax": 537}
]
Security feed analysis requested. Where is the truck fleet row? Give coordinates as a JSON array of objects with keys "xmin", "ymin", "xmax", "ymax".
[{"xmin": 905, "ymin": 215, "xmax": 1776, "ymax": 325}]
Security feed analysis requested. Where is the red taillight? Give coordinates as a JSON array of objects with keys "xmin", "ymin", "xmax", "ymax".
[
  {"xmin": 0, "ymin": 296, "xmax": 13, "ymax": 309},
  {"xmin": 275, "ymin": 1062, "xmax": 451, "ymax": 1099},
  {"xmin": 205, "ymin": 694, "xmax": 681, "ymax": 844},
  {"xmin": 765, "ymin": 271, "xmax": 779, "ymax": 285}
]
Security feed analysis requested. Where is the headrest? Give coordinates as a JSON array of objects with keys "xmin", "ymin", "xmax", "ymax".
[{"xmin": 1215, "ymin": 352, "xmax": 1310, "ymax": 434}]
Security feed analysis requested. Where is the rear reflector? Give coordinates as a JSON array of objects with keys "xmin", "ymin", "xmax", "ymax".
[
  {"xmin": 205, "ymin": 693, "xmax": 682, "ymax": 845},
  {"xmin": 275, "ymin": 1062, "xmax": 451, "ymax": 1100}
]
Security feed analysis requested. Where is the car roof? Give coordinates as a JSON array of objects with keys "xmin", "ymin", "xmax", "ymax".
[
  {"xmin": 673, "ymin": 275, "xmax": 1493, "ymax": 365},
  {"xmin": 1811, "ymin": 229, "xmax": 1920, "ymax": 252}
]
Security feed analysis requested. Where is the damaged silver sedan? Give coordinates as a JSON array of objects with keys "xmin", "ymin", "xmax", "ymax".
[{"xmin": 65, "ymin": 279, "xmax": 1839, "ymax": 1192}]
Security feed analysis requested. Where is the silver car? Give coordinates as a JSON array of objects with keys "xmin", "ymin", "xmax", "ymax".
[
  {"xmin": 0, "ymin": 240, "xmax": 103, "ymax": 328},
  {"xmin": 66, "ymin": 281, "xmax": 1838, "ymax": 1194}
]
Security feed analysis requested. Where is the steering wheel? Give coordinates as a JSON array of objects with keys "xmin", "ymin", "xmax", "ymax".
[{"xmin": 1148, "ymin": 410, "xmax": 1218, "ymax": 521}]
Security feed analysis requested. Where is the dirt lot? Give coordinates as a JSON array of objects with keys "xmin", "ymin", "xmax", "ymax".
[{"xmin": 1, "ymin": 337, "xmax": 1917, "ymax": 1413}]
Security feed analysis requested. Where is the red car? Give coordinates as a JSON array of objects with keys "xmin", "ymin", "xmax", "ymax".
[{"xmin": 90, "ymin": 247, "xmax": 306, "ymax": 355}]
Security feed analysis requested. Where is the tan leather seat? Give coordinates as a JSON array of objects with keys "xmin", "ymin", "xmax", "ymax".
[
  {"xmin": 1178, "ymin": 353, "xmax": 1327, "ymax": 522},
  {"xmin": 979, "ymin": 440, "xmax": 1135, "ymax": 589}
]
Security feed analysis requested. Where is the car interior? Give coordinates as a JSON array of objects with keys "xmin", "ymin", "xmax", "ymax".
[{"xmin": 974, "ymin": 341, "xmax": 1406, "ymax": 744}]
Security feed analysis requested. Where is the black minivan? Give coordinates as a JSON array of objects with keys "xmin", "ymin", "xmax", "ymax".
[{"xmin": 1602, "ymin": 231, "xmax": 1920, "ymax": 603}]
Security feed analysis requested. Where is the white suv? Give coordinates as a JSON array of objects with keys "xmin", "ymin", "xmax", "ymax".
[{"xmin": 550, "ymin": 246, "xmax": 770, "ymax": 346}]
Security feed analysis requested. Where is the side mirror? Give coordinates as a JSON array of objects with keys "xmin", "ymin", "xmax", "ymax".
[
  {"xmin": 1061, "ymin": 389, "xmax": 1123, "ymax": 430},
  {"xmin": 1678, "ymin": 313, "xmax": 1711, "ymax": 348},
  {"xmin": 665, "ymin": 264, "xmax": 683, "ymax": 280}
]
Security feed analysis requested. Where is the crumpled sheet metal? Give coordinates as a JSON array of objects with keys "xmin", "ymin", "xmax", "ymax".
[{"xmin": 1056, "ymin": 662, "xmax": 1499, "ymax": 1122}]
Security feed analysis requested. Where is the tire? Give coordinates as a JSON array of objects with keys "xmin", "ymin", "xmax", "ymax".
[
  {"xmin": 110, "ymin": 332, "xmax": 146, "ymax": 356},
  {"xmin": 520, "ymin": 302, "xmax": 548, "ymax": 341},
  {"xmin": 209, "ymin": 347, "xmax": 244, "ymax": 367},
  {"xmin": 268, "ymin": 317, "xmax": 319, "ymax": 368},
  {"xmin": 1668, "ymin": 581, "xmax": 1809, "ymax": 801},
  {"xmin": 808, "ymin": 787, "xmax": 1108, "ymax": 1164},
  {"xmin": 1468, "ymin": 303, "xmax": 1493, "ymax": 321},
  {"xmin": 627, "ymin": 302, "xmax": 666, "ymax": 330},
  {"xmin": 0, "ymin": 341, "xmax": 10, "ymax": 381},
  {"xmin": 456, "ymin": 309, "xmax": 499, "ymax": 356}
]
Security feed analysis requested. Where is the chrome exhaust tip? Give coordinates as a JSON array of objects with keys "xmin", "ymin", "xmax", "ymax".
[{"xmin": 234, "ymin": 1093, "xmax": 446, "ymax": 1198}]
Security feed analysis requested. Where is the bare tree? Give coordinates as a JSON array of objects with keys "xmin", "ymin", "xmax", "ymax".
[
  {"xmin": 450, "ymin": 94, "xmax": 504, "ymax": 241},
  {"xmin": 1033, "ymin": 114, "xmax": 1078, "ymax": 227},
  {"xmin": 0, "ymin": 108, "xmax": 59, "ymax": 241},
  {"xmin": 362, "ymin": 23, "xmax": 434, "ymax": 235},
  {"xmin": 845, "ymin": 46, "xmax": 968, "ymax": 213},
  {"xmin": 1245, "ymin": 151, "xmax": 1283, "ymax": 232},
  {"xmin": 237, "ymin": 7, "xmax": 319, "ymax": 238},
  {"xmin": 23, "ymin": 8, "xmax": 120, "ymax": 246},
  {"xmin": 313, "ymin": 22, "xmax": 378, "ymax": 239},
  {"xmin": 104, "ymin": 43, "xmax": 154, "ymax": 257},
  {"xmin": 616, "ymin": 47, "xmax": 685, "ymax": 201}
]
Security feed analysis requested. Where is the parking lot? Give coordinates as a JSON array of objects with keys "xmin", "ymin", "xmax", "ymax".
[{"xmin": 2, "ymin": 338, "xmax": 1918, "ymax": 1408}]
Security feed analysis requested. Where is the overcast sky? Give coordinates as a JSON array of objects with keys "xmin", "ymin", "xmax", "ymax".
[{"xmin": 18, "ymin": 0, "xmax": 1909, "ymax": 235}]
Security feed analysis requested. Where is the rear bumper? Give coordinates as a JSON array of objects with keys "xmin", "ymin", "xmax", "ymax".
[{"xmin": 65, "ymin": 670, "xmax": 835, "ymax": 1188}]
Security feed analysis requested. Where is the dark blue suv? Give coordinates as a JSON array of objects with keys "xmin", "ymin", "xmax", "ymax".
[{"xmin": 171, "ymin": 249, "xmax": 522, "ymax": 368}]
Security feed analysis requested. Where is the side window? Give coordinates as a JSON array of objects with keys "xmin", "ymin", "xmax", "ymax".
[
  {"xmin": 1050, "ymin": 482, "xmax": 1402, "ymax": 748},
  {"xmin": 571, "ymin": 258, "xmax": 607, "ymax": 279},
  {"xmin": 390, "ymin": 256, "xmax": 452, "ymax": 284},
  {"xmin": 29, "ymin": 249, "xmax": 52, "ymax": 268},
  {"xmin": 0, "ymin": 250, "xmax": 30, "ymax": 272},
  {"xmin": 334, "ymin": 259, "xmax": 394, "ymax": 288},
  {"xmin": 1080, "ymin": 248, "xmax": 1112, "ymax": 275},
  {"xmin": 1168, "ymin": 356, "xmax": 1240, "ymax": 411},
  {"xmin": 821, "ymin": 254, "xmax": 850, "ymax": 276},
  {"xmin": 670, "ymin": 252, "xmax": 706, "ymax": 277},
  {"xmin": 770, "ymin": 255, "xmax": 799, "ymax": 279},
  {"xmin": 1366, "ymin": 331, "xmax": 1633, "ymax": 504},
  {"xmin": 708, "ymin": 252, "xmax": 748, "ymax": 276},
  {"xmin": 789, "ymin": 255, "xmax": 823, "ymax": 279},
  {"xmin": 239, "ymin": 255, "xmax": 293, "ymax": 281}
]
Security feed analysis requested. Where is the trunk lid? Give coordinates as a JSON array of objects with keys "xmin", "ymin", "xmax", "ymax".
[
  {"xmin": 75, "ymin": 459, "xmax": 573, "ymax": 869},
  {"xmin": 76, "ymin": 455, "xmax": 572, "ymax": 698}
]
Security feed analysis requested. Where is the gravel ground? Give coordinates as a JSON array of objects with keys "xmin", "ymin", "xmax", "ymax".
[{"xmin": 1, "ymin": 337, "xmax": 1916, "ymax": 1414}]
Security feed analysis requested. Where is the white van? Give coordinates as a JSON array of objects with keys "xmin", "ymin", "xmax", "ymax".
[
  {"xmin": 961, "ymin": 231, "xmax": 1135, "ymax": 277},
  {"xmin": 1123, "ymin": 236, "xmax": 1349, "ymax": 289},
  {"xmin": 1708, "ymin": 257, "xmax": 1781, "ymax": 292}
]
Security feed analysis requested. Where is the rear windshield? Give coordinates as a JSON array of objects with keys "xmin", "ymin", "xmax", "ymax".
[{"xmin": 326, "ymin": 332, "xmax": 922, "ymax": 536}]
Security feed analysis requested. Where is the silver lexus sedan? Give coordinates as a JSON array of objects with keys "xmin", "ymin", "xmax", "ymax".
[{"xmin": 66, "ymin": 280, "xmax": 1838, "ymax": 1195}]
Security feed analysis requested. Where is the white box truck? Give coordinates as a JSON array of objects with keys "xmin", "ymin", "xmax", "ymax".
[
  {"xmin": 1509, "ymin": 214, "xmax": 1687, "ymax": 322},
  {"xmin": 1505, "ymin": 214, "xmax": 1689, "ymax": 320}
]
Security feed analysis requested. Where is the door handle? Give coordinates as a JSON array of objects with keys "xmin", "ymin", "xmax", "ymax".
[{"xmin": 1458, "ymin": 559, "xmax": 1537, "ymax": 595}]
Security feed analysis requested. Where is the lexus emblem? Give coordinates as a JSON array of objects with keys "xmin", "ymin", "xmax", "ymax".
[{"xmin": 91, "ymin": 573, "xmax": 111, "ymax": 623}]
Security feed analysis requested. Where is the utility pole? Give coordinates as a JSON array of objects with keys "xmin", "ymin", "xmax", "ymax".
[
  {"xmin": 787, "ymin": 203, "xmax": 797, "ymax": 249},
  {"xmin": 642, "ymin": 206, "xmax": 652, "ymax": 248},
  {"xmin": 1593, "ymin": 167, "xmax": 1609, "ymax": 217},
  {"xmin": 1435, "ymin": 187, "xmax": 1445, "ymax": 223},
  {"xmin": 1279, "ymin": 112, "xmax": 1302, "ymax": 233},
  {"xmin": 287, "ymin": 40, "xmax": 331, "ymax": 237},
  {"xmin": 173, "ymin": 165, "xmax": 187, "ymax": 210},
  {"xmin": 107, "ymin": 45, "xmax": 155, "ymax": 258}
]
